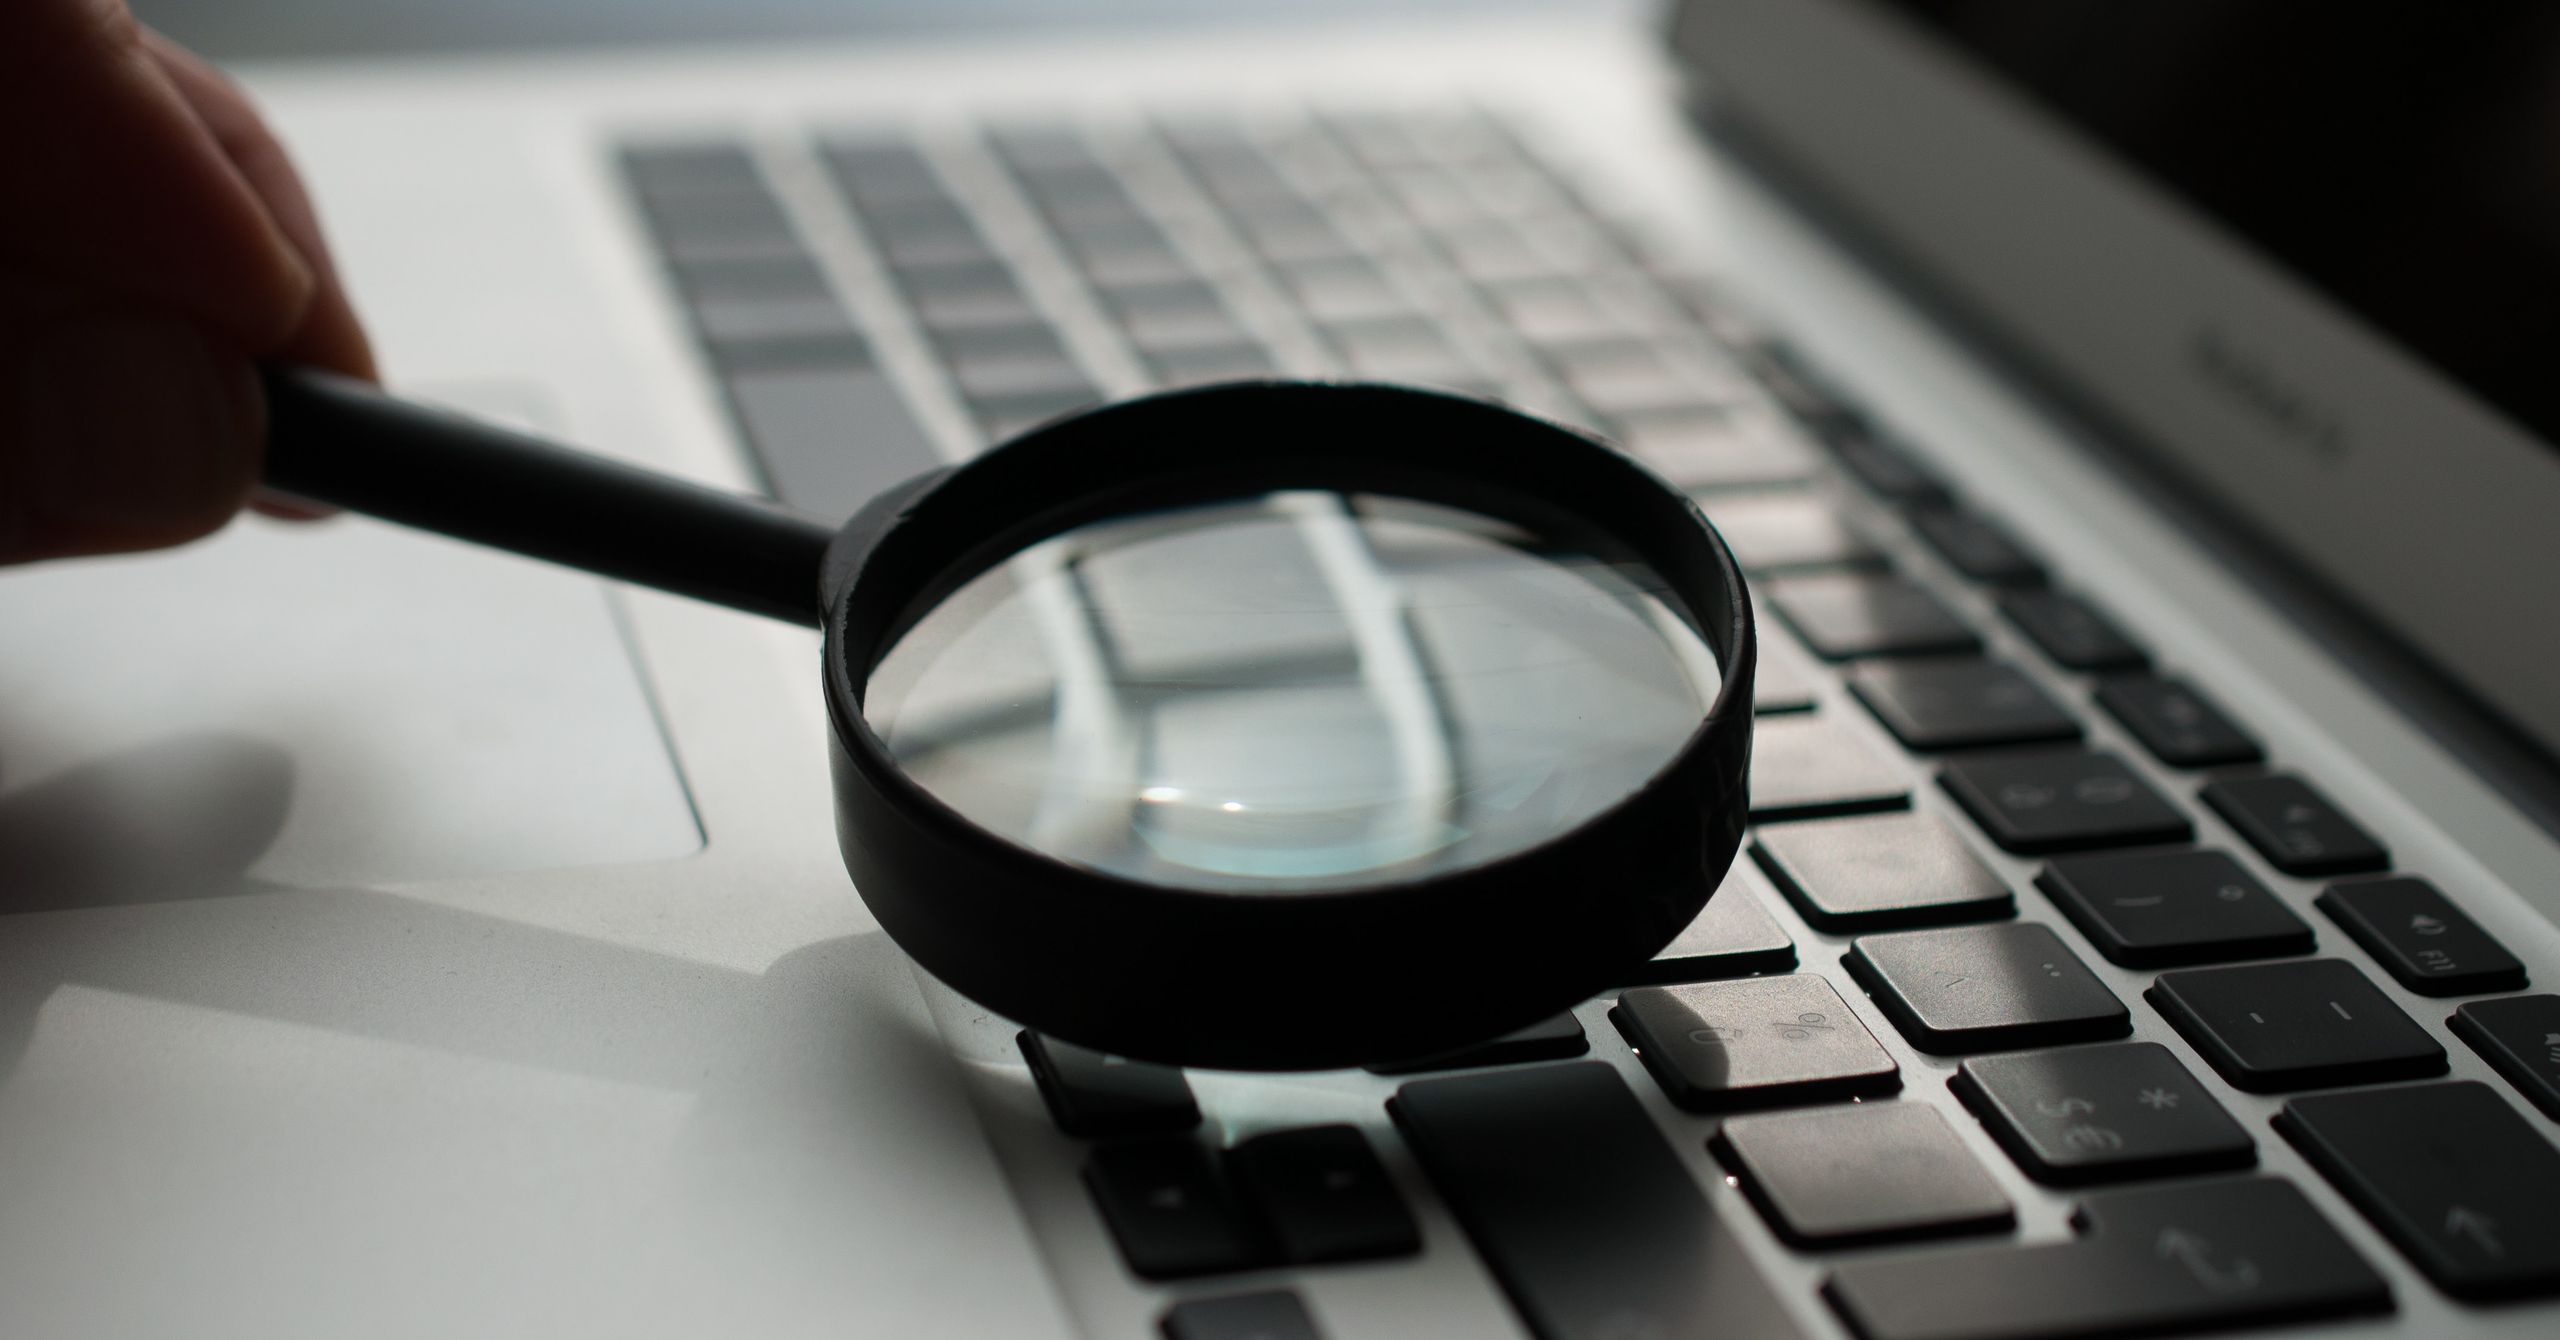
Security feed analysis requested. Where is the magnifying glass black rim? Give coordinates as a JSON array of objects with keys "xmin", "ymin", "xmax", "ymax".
[{"xmin": 817, "ymin": 380, "xmax": 1754, "ymax": 1071}]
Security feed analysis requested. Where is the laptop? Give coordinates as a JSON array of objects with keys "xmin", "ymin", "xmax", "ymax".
[{"xmin": 5, "ymin": 1, "xmax": 2557, "ymax": 1336}]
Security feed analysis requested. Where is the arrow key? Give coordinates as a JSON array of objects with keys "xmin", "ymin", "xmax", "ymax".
[{"xmin": 2277, "ymin": 1081, "xmax": 2560, "ymax": 1299}]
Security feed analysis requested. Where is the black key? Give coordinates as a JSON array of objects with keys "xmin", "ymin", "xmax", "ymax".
[
  {"xmin": 2450, "ymin": 995, "xmax": 2560, "ymax": 1121},
  {"xmin": 1161, "ymin": 1291, "xmax": 1322, "ymax": 1340},
  {"xmin": 1849, "ymin": 658, "xmax": 2082, "ymax": 751},
  {"xmin": 1846, "ymin": 923, "xmax": 2130, "ymax": 1053},
  {"xmin": 1824, "ymin": 1176, "xmax": 2392, "ymax": 1340},
  {"xmin": 1362, "ymin": 1014, "xmax": 1587, "ymax": 1075},
  {"xmin": 2036, "ymin": 848, "xmax": 2314, "ymax": 967},
  {"xmin": 1912, "ymin": 508, "xmax": 2044, "ymax": 586},
  {"xmin": 2315, "ymin": 876, "xmax": 2526, "ymax": 996},
  {"xmin": 2147, "ymin": 959, "xmax": 2446, "ymax": 1092},
  {"xmin": 1612, "ymin": 974, "xmax": 1900, "ymax": 1111},
  {"xmin": 721, "ymin": 367, "xmax": 943, "ymax": 518},
  {"xmin": 2277, "ymin": 1081, "xmax": 2560, "ymax": 1300},
  {"xmin": 1751, "ymin": 811, "xmax": 2014, "ymax": 933},
  {"xmin": 1712, "ymin": 1102, "xmax": 2013, "ymax": 1248},
  {"xmin": 1940, "ymin": 750, "xmax": 2192, "ymax": 854},
  {"xmin": 1392, "ymin": 1063, "xmax": 1811, "ymax": 1340},
  {"xmin": 1952, "ymin": 1042, "xmax": 2254, "ymax": 1185},
  {"xmin": 1225, "ymin": 1125, "xmax": 1419, "ymax": 1264},
  {"xmin": 1830, "ymin": 434, "xmax": 1949, "ymax": 504},
  {"xmin": 1765, "ymin": 573, "xmax": 1980, "ymax": 661},
  {"xmin": 1084, "ymin": 1139, "xmax": 1268, "ymax": 1279},
  {"xmin": 1703, "ymin": 493, "xmax": 1881, "ymax": 574},
  {"xmin": 1747, "ymin": 715, "xmax": 1909, "ymax": 823},
  {"xmin": 1019, "ymin": 1031, "xmax": 1199, "ymax": 1139},
  {"xmin": 1625, "ymin": 869, "xmax": 1797, "ymax": 983},
  {"xmin": 1998, "ymin": 589, "xmax": 2148, "ymax": 672},
  {"xmin": 2200, "ymin": 774, "xmax": 2389, "ymax": 876},
  {"xmin": 2096, "ymin": 675, "xmax": 2263, "ymax": 768}
]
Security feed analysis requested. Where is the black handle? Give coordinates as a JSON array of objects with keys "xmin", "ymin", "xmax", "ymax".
[{"xmin": 260, "ymin": 366, "xmax": 836, "ymax": 627}]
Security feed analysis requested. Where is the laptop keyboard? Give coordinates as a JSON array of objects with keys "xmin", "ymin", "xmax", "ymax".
[{"xmin": 615, "ymin": 109, "xmax": 2560, "ymax": 1337}]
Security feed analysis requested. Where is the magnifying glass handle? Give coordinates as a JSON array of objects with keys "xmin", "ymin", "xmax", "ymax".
[{"xmin": 259, "ymin": 365, "xmax": 836, "ymax": 627}]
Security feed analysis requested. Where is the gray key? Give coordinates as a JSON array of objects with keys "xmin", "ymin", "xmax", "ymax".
[
  {"xmin": 1160, "ymin": 1291, "xmax": 1321, "ymax": 1340},
  {"xmin": 721, "ymin": 367, "xmax": 943, "ymax": 518},
  {"xmin": 1614, "ymin": 405, "xmax": 1816, "ymax": 490},
  {"xmin": 1766, "ymin": 573, "xmax": 1981, "ymax": 661},
  {"xmin": 1703, "ymin": 492, "xmax": 1882, "ymax": 574},
  {"xmin": 1849, "ymin": 659, "xmax": 2081, "ymax": 752},
  {"xmin": 1624, "ymin": 870, "xmax": 1797, "ymax": 984},
  {"xmin": 1714, "ymin": 1102, "xmax": 2013, "ymax": 1247},
  {"xmin": 1952, "ymin": 1042, "xmax": 2254, "ymax": 1185},
  {"xmin": 1748, "ymin": 715, "xmax": 1909, "ymax": 824},
  {"xmin": 1846, "ymin": 923, "xmax": 2130, "ymax": 1053},
  {"xmin": 1752, "ymin": 811, "xmax": 2015, "ymax": 932},
  {"xmin": 1613, "ymin": 974, "xmax": 1901, "ymax": 1111}
]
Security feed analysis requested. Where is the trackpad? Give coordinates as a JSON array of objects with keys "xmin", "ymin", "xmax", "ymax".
[{"xmin": 0, "ymin": 475, "xmax": 702, "ymax": 906}]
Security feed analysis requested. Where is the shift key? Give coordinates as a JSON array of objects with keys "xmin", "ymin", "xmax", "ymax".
[{"xmin": 1392, "ymin": 1062, "xmax": 1808, "ymax": 1340}]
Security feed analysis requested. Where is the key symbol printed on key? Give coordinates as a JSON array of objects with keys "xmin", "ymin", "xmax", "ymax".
[
  {"xmin": 2000, "ymin": 782, "xmax": 2057, "ymax": 810},
  {"xmin": 2062, "ymin": 1123, "xmax": 2124, "ymax": 1153},
  {"xmin": 2137, "ymin": 1087, "xmax": 2180, "ymax": 1110},
  {"xmin": 2216, "ymin": 883, "xmax": 2249, "ymax": 902},
  {"xmin": 2035, "ymin": 1096, "xmax": 2098, "ymax": 1118},
  {"xmin": 1774, "ymin": 1012, "xmax": 1834, "ymax": 1040},
  {"xmin": 2075, "ymin": 775, "xmax": 2135, "ymax": 805}
]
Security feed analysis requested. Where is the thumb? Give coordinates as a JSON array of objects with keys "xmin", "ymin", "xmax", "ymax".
[{"xmin": 3, "ymin": 304, "xmax": 264, "ymax": 564}]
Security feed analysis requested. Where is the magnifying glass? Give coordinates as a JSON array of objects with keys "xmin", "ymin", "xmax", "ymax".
[{"xmin": 260, "ymin": 368, "xmax": 1756, "ymax": 1071}]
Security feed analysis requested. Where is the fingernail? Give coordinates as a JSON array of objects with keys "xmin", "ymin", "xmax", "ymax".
[{"xmin": 15, "ymin": 312, "xmax": 262, "ymax": 547}]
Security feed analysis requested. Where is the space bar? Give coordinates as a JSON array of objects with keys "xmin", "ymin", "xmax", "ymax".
[{"xmin": 1389, "ymin": 1061, "xmax": 1807, "ymax": 1340}]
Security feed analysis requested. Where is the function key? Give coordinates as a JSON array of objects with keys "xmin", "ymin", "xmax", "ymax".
[
  {"xmin": 1711, "ymin": 1102, "xmax": 2013, "ymax": 1248},
  {"xmin": 1612, "ymin": 974, "xmax": 1901, "ymax": 1111},
  {"xmin": 1084, "ymin": 1138, "xmax": 1269, "ymax": 1279},
  {"xmin": 1939, "ymin": 750, "xmax": 2192, "ymax": 854},
  {"xmin": 1911, "ymin": 508, "xmax": 2045, "ymax": 586},
  {"xmin": 1997, "ymin": 589, "xmax": 2148, "ymax": 672},
  {"xmin": 1224, "ymin": 1125, "xmax": 1419, "ymax": 1264},
  {"xmin": 2147, "ymin": 959, "xmax": 2445, "ymax": 1092},
  {"xmin": 2201, "ymin": 775, "xmax": 2389, "ymax": 876},
  {"xmin": 1747, "ymin": 714, "xmax": 1910, "ymax": 824},
  {"xmin": 2449, "ymin": 994, "xmax": 2560, "ymax": 1121},
  {"xmin": 1363, "ymin": 1014, "xmax": 1587, "ymax": 1075},
  {"xmin": 2314, "ymin": 877, "xmax": 2526, "ymax": 996},
  {"xmin": 1019, "ymin": 1031, "xmax": 1200, "ymax": 1138},
  {"xmin": 1764, "ymin": 573, "xmax": 1981, "ymax": 661},
  {"xmin": 1952, "ymin": 1042, "xmax": 2253, "ymax": 1185},
  {"xmin": 1849, "ymin": 658, "xmax": 2082, "ymax": 751},
  {"xmin": 1752, "ymin": 810, "xmax": 2015, "ymax": 933},
  {"xmin": 2277, "ymin": 1081, "xmax": 2560, "ymax": 1300},
  {"xmin": 1161, "ymin": 1291, "xmax": 1322, "ymax": 1340},
  {"xmin": 1392, "ymin": 1062, "xmax": 1806, "ymax": 1340},
  {"xmin": 1824, "ymin": 1176, "xmax": 2391, "ymax": 1340},
  {"xmin": 2096, "ymin": 675, "xmax": 2263, "ymax": 768},
  {"xmin": 2035, "ymin": 848, "xmax": 2314, "ymax": 967},
  {"xmin": 1844, "ymin": 922, "xmax": 2130, "ymax": 1053}
]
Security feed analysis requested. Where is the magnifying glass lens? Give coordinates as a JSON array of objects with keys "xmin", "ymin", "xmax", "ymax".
[{"xmin": 865, "ymin": 490, "xmax": 1720, "ymax": 894}]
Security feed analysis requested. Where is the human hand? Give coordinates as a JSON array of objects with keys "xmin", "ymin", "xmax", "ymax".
[{"xmin": 2, "ymin": 0, "xmax": 375, "ymax": 565}]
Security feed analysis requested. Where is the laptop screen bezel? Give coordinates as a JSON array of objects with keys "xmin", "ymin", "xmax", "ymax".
[{"xmin": 1667, "ymin": 0, "xmax": 2560, "ymax": 759}]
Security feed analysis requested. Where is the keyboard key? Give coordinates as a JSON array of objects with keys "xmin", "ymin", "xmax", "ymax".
[
  {"xmin": 1911, "ymin": 508, "xmax": 2044, "ymax": 586},
  {"xmin": 1748, "ymin": 344, "xmax": 1867, "ymax": 436},
  {"xmin": 2200, "ymin": 774, "xmax": 2389, "ymax": 876},
  {"xmin": 2035, "ymin": 848, "xmax": 2314, "ymax": 967},
  {"xmin": 1998, "ymin": 589, "xmax": 2148, "ymax": 672},
  {"xmin": 2314, "ymin": 876, "xmax": 2526, "ymax": 996},
  {"xmin": 670, "ymin": 252, "xmax": 831, "ymax": 302},
  {"xmin": 1824, "ymin": 1176, "xmax": 2391, "ymax": 1340},
  {"xmin": 1849, "ymin": 658, "xmax": 2082, "ymax": 751},
  {"xmin": 1846, "ymin": 923, "xmax": 2130, "ymax": 1053},
  {"xmin": 1225, "ymin": 1125, "xmax": 1419, "ymax": 1264},
  {"xmin": 1765, "ymin": 573, "xmax": 1980, "ymax": 661},
  {"xmin": 947, "ymin": 352, "xmax": 1095, "ymax": 402},
  {"xmin": 1752, "ymin": 622, "xmax": 1821, "ymax": 714},
  {"xmin": 1699, "ymin": 493, "xmax": 1880, "ymax": 575},
  {"xmin": 1747, "ymin": 714, "xmax": 1909, "ymax": 823},
  {"xmin": 2277, "ymin": 1081, "xmax": 2560, "ymax": 1300},
  {"xmin": 2096, "ymin": 675, "xmax": 2263, "ymax": 768},
  {"xmin": 1612, "ymin": 975, "xmax": 1900, "ymax": 1111},
  {"xmin": 1952, "ymin": 1042, "xmax": 2254, "ymax": 1185},
  {"xmin": 1084, "ymin": 1139, "xmax": 1268, "ymax": 1279},
  {"xmin": 1393, "ymin": 1062, "xmax": 1810, "ymax": 1340},
  {"xmin": 1829, "ymin": 434, "xmax": 1949, "ymax": 504},
  {"xmin": 1625, "ymin": 869, "xmax": 1797, "ymax": 983},
  {"xmin": 1161, "ymin": 1291, "xmax": 1322, "ymax": 1340},
  {"xmin": 1019, "ymin": 1031, "xmax": 1201, "ymax": 1139},
  {"xmin": 1362, "ymin": 1014, "xmax": 1587, "ymax": 1075},
  {"xmin": 2147, "ymin": 959, "xmax": 2446, "ymax": 1092},
  {"xmin": 1712, "ymin": 1103, "xmax": 2013, "ymax": 1247},
  {"xmin": 721, "ymin": 366, "xmax": 943, "ymax": 517},
  {"xmin": 1752, "ymin": 811, "xmax": 2014, "ymax": 933},
  {"xmin": 1614, "ymin": 405, "xmax": 1816, "ymax": 490},
  {"xmin": 1149, "ymin": 341, "xmax": 1280, "ymax": 387},
  {"xmin": 2449, "ymin": 995, "xmax": 2560, "ymax": 1121},
  {"xmin": 1939, "ymin": 750, "xmax": 2192, "ymax": 854}
]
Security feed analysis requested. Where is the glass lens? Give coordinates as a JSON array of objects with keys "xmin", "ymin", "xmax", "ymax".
[{"xmin": 863, "ymin": 491, "xmax": 1718, "ymax": 893}]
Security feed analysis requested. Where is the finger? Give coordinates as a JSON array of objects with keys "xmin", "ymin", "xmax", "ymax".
[{"xmin": 142, "ymin": 29, "xmax": 378, "ymax": 383}]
